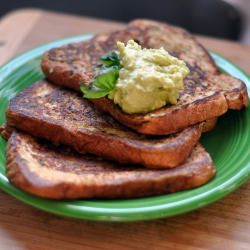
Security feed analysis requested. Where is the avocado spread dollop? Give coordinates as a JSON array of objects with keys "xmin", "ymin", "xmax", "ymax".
[{"xmin": 109, "ymin": 40, "xmax": 189, "ymax": 114}]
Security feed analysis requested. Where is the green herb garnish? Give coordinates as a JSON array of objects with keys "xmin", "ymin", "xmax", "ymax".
[
  {"xmin": 100, "ymin": 51, "xmax": 120, "ymax": 66},
  {"xmin": 81, "ymin": 51, "xmax": 121, "ymax": 99}
]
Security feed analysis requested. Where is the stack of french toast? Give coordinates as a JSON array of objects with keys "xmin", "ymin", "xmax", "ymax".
[{"xmin": 1, "ymin": 19, "xmax": 248, "ymax": 199}]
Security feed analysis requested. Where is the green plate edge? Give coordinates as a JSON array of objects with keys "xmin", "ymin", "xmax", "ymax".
[{"xmin": 0, "ymin": 34, "xmax": 249, "ymax": 222}]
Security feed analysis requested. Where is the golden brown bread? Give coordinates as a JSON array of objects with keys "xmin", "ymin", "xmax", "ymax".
[
  {"xmin": 6, "ymin": 80, "xmax": 205, "ymax": 169},
  {"xmin": 6, "ymin": 130, "xmax": 216, "ymax": 199},
  {"xmin": 41, "ymin": 19, "xmax": 248, "ymax": 135},
  {"xmin": 0, "ymin": 124, "xmax": 12, "ymax": 140},
  {"xmin": 202, "ymin": 117, "xmax": 218, "ymax": 133}
]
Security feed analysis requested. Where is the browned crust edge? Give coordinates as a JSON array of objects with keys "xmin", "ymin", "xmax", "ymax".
[
  {"xmin": 224, "ymin": 84, "xmax": 249, "ymax": 110},
  {"xmin": 202, "ymin": 117, "xmax": 218, "ymax": 133},
  {"xmin": 91, "ymin": 92, "xmax": 228, "ymax": 135},
  {"xmin": 6, "ymin": 109, "xmax": 202, "ymax": 169},
  {"xmin": 0, "ymin": 124, "xmax": 13, "ymax": 140},
  {"xmin": 41, "ymin": 56, "xmax": 82, "ymax": 92},
  {"xmin": 6, "ymin": 132, "xmax": 216, "ymax": 199},
  {"xmin": 6, "ymin": 81, "xmax": 204, "ymax": 168}
]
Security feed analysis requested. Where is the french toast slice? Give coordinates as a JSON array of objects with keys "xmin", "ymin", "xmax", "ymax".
[
  {"xmin": 6, "ymin": 131, "xmax": 216, "ymax": 199},
  {"xmin": 41, "ymin": 19, "xmax": 248, "ymax": 135},
  {"xmin": 6, "ymin": 80, "xmax": 204, "ymax": 169}
]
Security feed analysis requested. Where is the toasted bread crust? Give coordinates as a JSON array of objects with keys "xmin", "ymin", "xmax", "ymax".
[
  {"xmin": 207, "ymin": 73, "xmax": 249, "ymax": 110},
  {"xmin": 7, "ymin": 131, "xmax": 216, "ymax": 199},
  {"xmin": 41, "ymin": 19, "xmax": 248, "ymax": 135},
  {"xmin": 6, "ymin": 81, "xmax": 204, "ymax": 168},
  {"xmin": 90, "ymin": 92, "xmax": 227, "ymax": 135},
  {"xmin": 0, "ymin": 124, "xmax": 12, "ymax": 140},
  {"xmin": 202, "ymin": 117, "xmax": 218, "ymax": 133}
]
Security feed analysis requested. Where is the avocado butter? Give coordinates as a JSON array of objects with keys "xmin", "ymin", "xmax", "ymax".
[{"xmin": 108, "ymin": 40, "xmax": 190, "ymax": 114}]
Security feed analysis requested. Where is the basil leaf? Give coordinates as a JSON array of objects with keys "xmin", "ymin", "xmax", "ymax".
[
  {"xmin": 80, "ymin": 85, "xmax": 109, "ymax": 99},
  {"xmin": 99, "ymin": 64, "xmax": 120, "ymax": 75},
  {"xmin": 81, "ymin": 51, "xmax": 121, "ymax": 99},
  {"xmin": 100, "ymin": 51, "xmax": 120, "ymax": 66},
  {"xmin": 94, "ymin": 68, "xmax": 119, "ymax": 90},
  {"xmin": 81, "ymin": 68, "xmax": 119, "ymax": 99}
]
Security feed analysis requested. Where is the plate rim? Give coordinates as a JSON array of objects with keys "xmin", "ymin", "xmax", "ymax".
[{"xmin": 0, "ymin": 34, "xmax": 249, "ymax": 222}]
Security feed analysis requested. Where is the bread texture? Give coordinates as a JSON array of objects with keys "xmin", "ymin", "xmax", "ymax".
[
  {"xmin": 6, "ymin": 80, "xmax": 204, "ymax": 169},
  {"xmin": 41, "ymin": 19, "xmax": 248, "ymax": 135},
  {"xmin": 6, "ymin": 131, "xmax": 216, "ymax": 199}
]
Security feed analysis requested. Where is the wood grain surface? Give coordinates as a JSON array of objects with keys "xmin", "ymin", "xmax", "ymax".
[{"xmin": 0, "ymin": 8, "xmax": 249, "ymax": 250}]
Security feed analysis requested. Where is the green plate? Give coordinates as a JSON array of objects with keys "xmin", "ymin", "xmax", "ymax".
[{"xmin": 0, "ymin": 35, "xmax": 249, "ymax": 222}]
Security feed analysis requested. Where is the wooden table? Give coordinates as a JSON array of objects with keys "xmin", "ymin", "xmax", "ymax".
[{"xmin": 0, "ymin": 9, "xmax": 250, "ymax": 250}]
